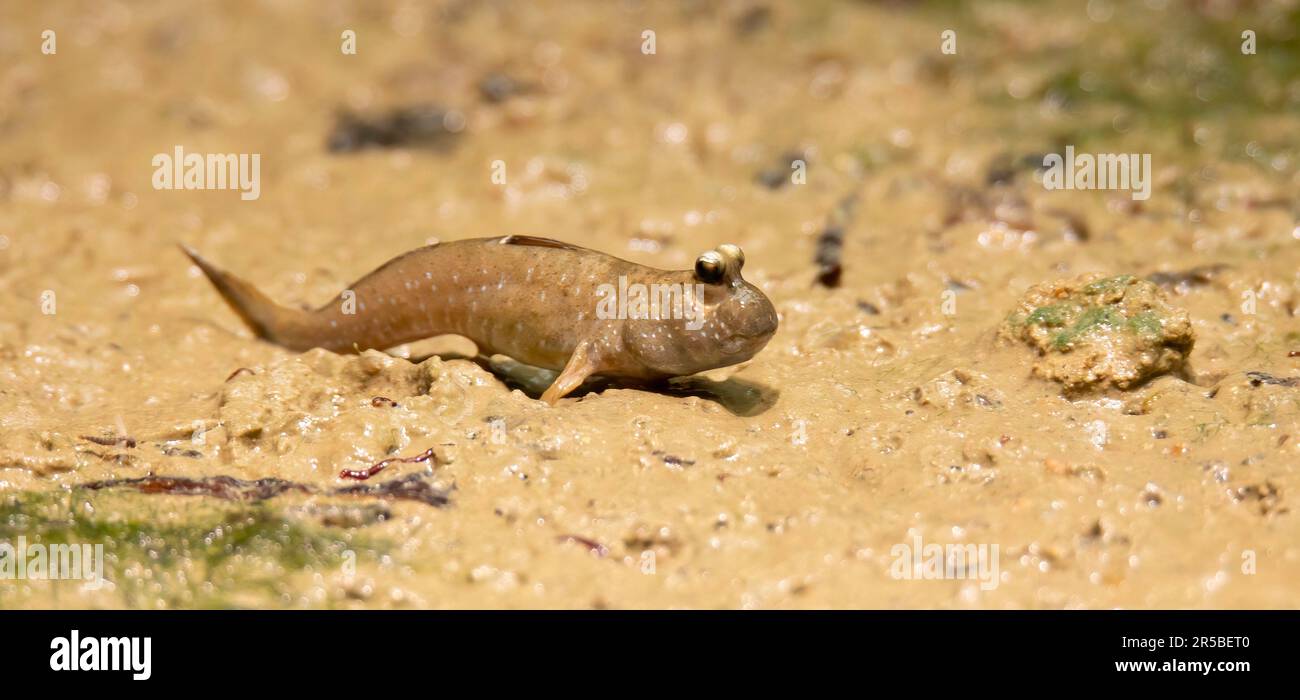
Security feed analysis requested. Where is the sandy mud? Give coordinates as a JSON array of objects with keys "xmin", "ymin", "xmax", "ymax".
[{"xmin": 1, "ymin": 0, "xmax": 1298, "ymax": 608}]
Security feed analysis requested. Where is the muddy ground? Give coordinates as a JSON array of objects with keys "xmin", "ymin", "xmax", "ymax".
[{"xmin": 1, "ymin": 0, "xmax": 1298, "ymax": 608}]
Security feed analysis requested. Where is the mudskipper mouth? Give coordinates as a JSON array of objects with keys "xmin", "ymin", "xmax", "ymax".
[{"xmin": 720, "ymin": 335, "xmax": 753, "ymax": 355}]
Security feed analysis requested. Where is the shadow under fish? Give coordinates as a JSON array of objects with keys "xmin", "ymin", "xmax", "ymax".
[{"xmin": 479, "ymin": 354, "xmax": 777, "ymax": 417}]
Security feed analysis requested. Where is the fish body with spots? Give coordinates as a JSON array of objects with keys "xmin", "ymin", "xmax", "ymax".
[{"xmin": 182, "ymin": 236, "xmax": 778, "ymax": 403}]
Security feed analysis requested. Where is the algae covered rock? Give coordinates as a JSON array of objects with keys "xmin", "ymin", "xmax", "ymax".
[{"xmin": 999, "ymin": 274, "xmax": 1194, "ymax": 392}]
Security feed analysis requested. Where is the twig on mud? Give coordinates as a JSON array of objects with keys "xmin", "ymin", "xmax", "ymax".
[
  {"xmin": 339, "ymin": 447, "xmax": 437, "ymax": 481},
  {"xmin": 80, "ymin": 435, "xmax": 137, "ymax": 448},
  {"xmin": 557, "ymin": 534, "xmax": 609, "ymax": 557},
  {"xmin": 78, "ymin": 472, "xmax": 451, "ymax": 508}
]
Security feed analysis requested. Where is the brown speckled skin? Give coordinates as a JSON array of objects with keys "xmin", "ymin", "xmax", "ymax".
[{"xmin": 183, "ymin": 236, "xmax": 778, "ymax": 403}]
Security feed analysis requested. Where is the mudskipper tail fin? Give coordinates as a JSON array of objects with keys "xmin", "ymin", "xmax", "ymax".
[{"xmin": 180, "ymin": 244, "xmax": 305, "ymax": 347}]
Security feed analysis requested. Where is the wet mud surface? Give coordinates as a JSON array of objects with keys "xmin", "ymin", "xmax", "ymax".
[{"xmin": 1, "ymin": 1, "xmax": 1298, "ymax": 608}]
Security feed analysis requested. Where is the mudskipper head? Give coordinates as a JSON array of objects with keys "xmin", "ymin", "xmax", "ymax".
[{"xmin": 624, "ymin": 243, "xmax": 779, "ymax": 376}]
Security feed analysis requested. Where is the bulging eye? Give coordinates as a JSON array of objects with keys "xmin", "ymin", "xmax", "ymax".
[
  {"xmin": 717, "ymin": 243, "xmax": 744, "ymax": 270},
  {"xmin": 695, "ymin": 252, "xmax": 724, "ymax": 283}
]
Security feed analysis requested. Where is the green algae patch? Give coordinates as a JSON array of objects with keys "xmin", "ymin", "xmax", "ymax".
[
  {"xmin": 1000, "ymin": 274, "xmax": 1194, "ymax": 393},
  {"xmin": 0, "ymin": 490, "xmax": 390, "ymax": 609}
]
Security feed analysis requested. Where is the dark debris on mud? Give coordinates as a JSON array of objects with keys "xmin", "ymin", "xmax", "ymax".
[
  {"xmin": 1246, "ymin": 371, "xmax": 1300, "ymax": 388},
  {"xmin": 327, "ymin": 104, "xmax": 462, "ymax": 153},
  {"xmin": 79, "ymin": 472, "xmax": 450, "ymax": 508},
  {"xmin": 814, "ymin": 193, "xmax": 858, "ymax": 288}
]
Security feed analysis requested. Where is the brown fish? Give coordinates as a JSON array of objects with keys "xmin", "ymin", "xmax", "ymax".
[{"xmin": 182, "ymin": 236, "xmax": 778, "ymax": 404}]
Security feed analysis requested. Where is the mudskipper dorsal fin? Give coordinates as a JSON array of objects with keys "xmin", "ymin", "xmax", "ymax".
[{"xmin": 499, "ymin": 235, "xmax": 582, "ymax": 251}]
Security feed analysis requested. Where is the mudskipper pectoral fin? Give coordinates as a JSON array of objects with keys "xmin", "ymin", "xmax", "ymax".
[{"xmin": 541, "ymin": 342, "xmax": 598, "ymax": 405}]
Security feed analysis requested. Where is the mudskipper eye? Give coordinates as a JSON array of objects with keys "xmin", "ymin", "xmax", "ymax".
[
  {"xmin": 717, "ymin": 243, "xmax": 744, "ymax": 270},
  {"xmin": 695, "ymin": 252, "xmax": 724, "ymax": 283}
]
